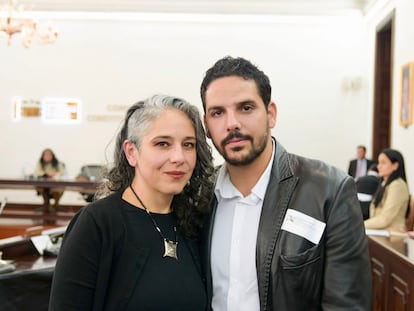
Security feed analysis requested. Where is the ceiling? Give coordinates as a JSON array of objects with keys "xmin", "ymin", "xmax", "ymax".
[{"xmin": 20, "ymin": 0, "xmax": 376, "ymax": 16}]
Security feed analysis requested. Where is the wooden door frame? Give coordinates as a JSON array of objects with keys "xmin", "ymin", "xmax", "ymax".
[{"xmin": 372, "ymin": 10, "xmax": 395, "ymax": 160}]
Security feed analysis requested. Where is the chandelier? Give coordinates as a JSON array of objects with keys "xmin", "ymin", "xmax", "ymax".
[{"xmin": 0, "ymin": 0, "xmax": 58, "ymax": 48}]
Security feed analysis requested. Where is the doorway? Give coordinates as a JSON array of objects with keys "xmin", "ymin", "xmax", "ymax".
[{"xmin": 372, "ymin": 11, "xmax": 394, "ymax": 159}]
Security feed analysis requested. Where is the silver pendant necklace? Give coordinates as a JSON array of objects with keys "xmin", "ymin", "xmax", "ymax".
[{"xmin": 130, "ymin": 185, "xmax": 178, "ymax": 260}]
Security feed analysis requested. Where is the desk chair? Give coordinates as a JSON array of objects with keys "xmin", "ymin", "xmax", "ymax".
[
  {"xmin": 76, "ymin": 165, "xmax": 105, "ymax": 202},
  {"xmin": 356, "ymin": 174, "xmax": 380, "ymax": 220}
]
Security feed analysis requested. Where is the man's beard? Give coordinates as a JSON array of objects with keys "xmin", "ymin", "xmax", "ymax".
[{"xmin": 218, "ymin": 130, "xmax": 269, "ymax": 166}]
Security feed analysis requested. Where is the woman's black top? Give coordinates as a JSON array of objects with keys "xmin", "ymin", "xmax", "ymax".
[
  {"xmin": 49, "ymin": 191, "xmax": 206, "ymax": 311},
  {"xmin": 124, "ymin": 202, "xmax": 206, "ymax": 311}
]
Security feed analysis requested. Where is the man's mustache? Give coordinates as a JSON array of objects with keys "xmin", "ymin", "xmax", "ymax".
[{"xmin": 221, "ymin": 132, "xmax": 252, "ymax": 148}]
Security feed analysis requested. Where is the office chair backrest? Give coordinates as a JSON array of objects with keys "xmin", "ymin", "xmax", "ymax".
[{"xmin": 79, "ymin": 165, "xmax": 104, "ymax": 181}]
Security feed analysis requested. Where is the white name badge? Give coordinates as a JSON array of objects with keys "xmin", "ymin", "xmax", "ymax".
[{"xmin": 281, "ymin": 209, "xmax": 326, "ymax": 244}]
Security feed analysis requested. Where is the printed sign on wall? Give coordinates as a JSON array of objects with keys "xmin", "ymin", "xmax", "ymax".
[
  {"xmin": 12, "ymin": 97, "xmax": 41, "ymax": 120},
  {"xmin": 12, "ymin": 96, "xmax": 82, "ymax": 124},
  {"xmin": 42, "ymin": 97, "xmax": 81, "ymax": 123}
]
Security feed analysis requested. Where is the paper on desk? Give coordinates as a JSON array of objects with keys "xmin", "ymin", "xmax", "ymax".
[
  {"xmin": 365, "ymin": 229, "xmax": 390, "ymax": 237},
  {"xmin": 31, "ymin": 235, "xmax": 51, "ymax": 255},
  {"xmin": 41, "ymin": 226, "xmax": 67, "ymax": 236}
]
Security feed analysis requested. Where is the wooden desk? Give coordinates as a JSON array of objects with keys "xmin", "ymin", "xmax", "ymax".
[
  {"xmin": 368, "ymin": 235, "xmax": 414, "ymax": 311},
  {"xmin": 0, "ymin": 234, "xmax": 57, "ymax": 309},
  {"xmin": 0, "ymin": 235, "xmax": 56, "ymax": 271},
  {"xmin": 0, "ymin": 178, "xmax": 101, "ymax": 223}
]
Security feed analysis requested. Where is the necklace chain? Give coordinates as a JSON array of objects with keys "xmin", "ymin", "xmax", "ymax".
[{"xmin": 129, "ymin": 185, "xmax": 178, "ymax": 260}]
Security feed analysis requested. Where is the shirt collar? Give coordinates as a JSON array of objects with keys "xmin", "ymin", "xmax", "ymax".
[{"xmin": 215, "ymin": 140, "xmax": 275, "ymax": 200}]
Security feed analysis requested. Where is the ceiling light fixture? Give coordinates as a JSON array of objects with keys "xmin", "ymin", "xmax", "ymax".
[{"xmin": 0, "ymin": 0, "xmax": 58, "ymax": 48}]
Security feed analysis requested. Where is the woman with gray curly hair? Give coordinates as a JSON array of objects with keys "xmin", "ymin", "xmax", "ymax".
[{"xmin": 50, "ymin": 94, "xmax": 215, "ymax": 310}]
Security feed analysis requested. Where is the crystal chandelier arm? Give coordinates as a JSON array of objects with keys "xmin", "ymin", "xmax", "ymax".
[{"xmin": 0, "ymin": 0, "xmax": 58, "ymax": 47}]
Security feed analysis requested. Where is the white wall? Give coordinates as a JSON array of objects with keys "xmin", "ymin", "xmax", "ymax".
[
  {"xmin": 0, "ymin": 12, "xmax": 369, "ymax": 184},
  {"xmin": 365, "ymin": 0, "xmax": 414, "ymax": 194}
]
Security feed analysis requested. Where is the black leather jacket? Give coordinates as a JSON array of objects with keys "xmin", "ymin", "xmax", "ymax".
[{"xmin": 201, "ymin": 140, "xmax": 372, "ymax": 311}]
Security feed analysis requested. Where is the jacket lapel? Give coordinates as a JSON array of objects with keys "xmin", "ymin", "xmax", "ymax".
[
  {"xmin": 102, "ymin": 225, "xmax": 150, "ymax": 310},
  {"xmin": 256, "ymin": 141, "xmax": 299, "ymax": 309}
]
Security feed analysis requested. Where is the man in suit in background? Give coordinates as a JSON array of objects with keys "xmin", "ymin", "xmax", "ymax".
[{"xmin": 348, "ymin": 145, "xmax": 375, "ymax": 180}]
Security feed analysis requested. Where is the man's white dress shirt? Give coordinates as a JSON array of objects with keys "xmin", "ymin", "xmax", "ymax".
[{"xmin": 211, "ymin": 144, "xmax": 274, "ymax": 311}]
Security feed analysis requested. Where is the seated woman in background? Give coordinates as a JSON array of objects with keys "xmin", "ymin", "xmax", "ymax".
[
  {"xmin": 34, "ymin": 148, "xmax": 66, "ymax": 179},
  {"xmin": 34, "ymin": 148, "xmax": 66, "ymax": 209},
  {"xmin": 364, "ymin": 148, "xmax": 410, "ymax": 232}
]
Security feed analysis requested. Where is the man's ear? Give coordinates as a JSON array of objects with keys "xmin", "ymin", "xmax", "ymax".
[
  {"xmin": 267, "ymin": 101, "xmax": 277, "ymax": 129},
  {"xmin": 203, "ymin": 116, "xmax": 211, "ymax": 138}
]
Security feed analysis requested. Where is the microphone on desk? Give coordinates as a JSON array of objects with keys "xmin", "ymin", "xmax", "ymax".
[
  {"xmin": 41, "ymin": 227, "xmax": 67, "ymax": 257},
  {"xmin": 43, "ymin": 233, "xmax": 64, "ymax": 257},
  {"xmin": 49, "ymin": 232, "xmax": 65, "ymax": 244},
  {"xmin": 0, "ymin": 197, "xmax": 7, "ymax": 215}
]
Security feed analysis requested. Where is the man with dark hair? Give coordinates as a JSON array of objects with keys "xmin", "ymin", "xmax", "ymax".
[
  {"xmin": 200, "ymin": 56, "xmax": 371, "ymax": 311},
  {"xmin": 348, "ymin": 145, "xmax": 375, "ymax": 179}
]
